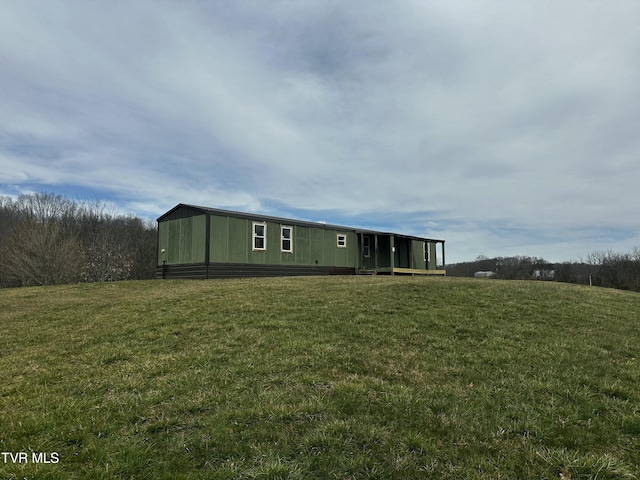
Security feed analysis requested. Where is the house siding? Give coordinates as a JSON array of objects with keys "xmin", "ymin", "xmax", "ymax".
[
  {"xmin": 158, "ymin": 214, "xmax": 206, "ymax": 265},
  {"xmin": 428, "ymin": 242, "xmax": 438, "ymax": 270},
  {"xmin": 412, "ymin": 239, "xmax": 426, "ymax": 270},
  {"xmin": 156, "ymin": 204, "xmax": 444, "ymax": 279},
  {"xmin": 202, "ymin": 213, "xmax": 356, "ymax": 268}
]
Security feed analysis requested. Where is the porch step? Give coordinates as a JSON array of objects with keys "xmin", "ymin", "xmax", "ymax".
[{"xmin": 357, "ymin": 269, "xmax": 377, "ymax": 275}]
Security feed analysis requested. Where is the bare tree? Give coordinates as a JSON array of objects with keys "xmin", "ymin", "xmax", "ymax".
[
  {"xmin": 0, "ymin": 192, "xmax": 159, "ymax": 287},
  {"xmin": 4, "ymin": 217, "xmax": 83, "ymax": 286}
]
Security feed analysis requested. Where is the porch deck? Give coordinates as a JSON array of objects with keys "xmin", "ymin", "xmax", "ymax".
[
  {"xmin": 357, "ymin": 267, "xmax": 446, "ymax": 276},
  {"xmin": 392, "ymin": 267, "xmax": 446, "ymax": 275}
]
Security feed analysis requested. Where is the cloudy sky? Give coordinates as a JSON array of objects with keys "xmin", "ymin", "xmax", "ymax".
[{"xmin": 2, "ymin": 1, "xmax": 639, "ymax": 263}]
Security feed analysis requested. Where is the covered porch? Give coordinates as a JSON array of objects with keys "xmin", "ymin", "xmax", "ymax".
[{"xmin": 356, "ymin": 231, "xmax": 446, "ymax": 276}]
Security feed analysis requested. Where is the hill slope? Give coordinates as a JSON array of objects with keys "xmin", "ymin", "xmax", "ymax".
[{"xmin": 1, "ymin": 277, "xmax": 639, "ymax": 479}]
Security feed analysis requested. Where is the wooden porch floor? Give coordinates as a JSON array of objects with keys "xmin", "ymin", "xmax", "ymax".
[{"xmin": 357, "ymin": 267, "xmax": 446, "ymax": 276}]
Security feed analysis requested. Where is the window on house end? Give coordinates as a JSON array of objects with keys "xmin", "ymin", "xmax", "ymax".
[
  {"xmin": 281, "ymin": 226, "xmax": 293, "ymax": 252},
  {"xmin": 253, "ymin": 222, "xmax": 266, "ymax": 251},
  {"xmin": 337, "ymin": 234, "xmax": 347, "ymax": 248}
]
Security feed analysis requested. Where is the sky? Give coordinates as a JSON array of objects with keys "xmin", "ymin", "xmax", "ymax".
[{"xmin": 1, "ymin": 1, "xmax": 639, "ymax": 264}]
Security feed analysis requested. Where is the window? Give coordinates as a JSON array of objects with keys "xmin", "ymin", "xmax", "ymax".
[
  {"xmin": 363, "ymin": 237, "xmax": 370, "ymax": 257},
  {"xmin": 281, "ymin": 226, "xmax": 293, "ymax": 252},
  {"xmin": 253, "ymin": 222, "xmax": 266, "ymax": 251},
  {"xmin": 337, "ymin": 233, "xmax": 347, "ymax": 248}
]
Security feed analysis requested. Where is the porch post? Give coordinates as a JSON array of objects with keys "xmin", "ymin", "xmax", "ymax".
[
  {"xmin": 374, "ymin": 234, "xmax": 378, "ymax": 270},
  {"xmin": 410, "ymin": 238, "xmax": 414, "ymax": 269},
  {"xmin": 390, "ymin": 235, "xmax": 395, "ymax": 276},
  {"xmin": 205, "ymin": 214, "xmax": 211, "ymax": 279}
]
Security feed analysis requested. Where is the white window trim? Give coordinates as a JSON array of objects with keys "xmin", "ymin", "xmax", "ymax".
[
  {"xmin": 252, "ymin": 221, "xmax": 266, "ymax": 251},
  {"xmin": 337, "ymin": 233, "xmax": 347, "ymax": 248},
  {"xmin": 281, "ymin": 225, "xmax": 293, "ymax": 253}
]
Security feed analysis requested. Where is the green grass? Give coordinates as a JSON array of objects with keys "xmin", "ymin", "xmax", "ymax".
[{"xmin": 1, "ymin": 276, "xmax": 639, "ymax": 479}]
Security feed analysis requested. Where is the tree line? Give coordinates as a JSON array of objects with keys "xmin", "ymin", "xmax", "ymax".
[
  {"xmin": 448, "ymin": 249, "xmax": 640, "ymax": 293},
  {"xmin": 0, "ymin": 193, "xmax": 157, "ymax": 287},
  {"xmin": 3, "ymin": 192, "xmax": 638, "ymax": 292}
]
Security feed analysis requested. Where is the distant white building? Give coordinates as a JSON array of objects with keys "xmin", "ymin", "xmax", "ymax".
[
  {"xmin": 532, "ymin": 269, "xmax": 556, "ymax": 280},
  {"xmin": 474, "ymin": 271, "xmax": 496, "ymax": 278}
]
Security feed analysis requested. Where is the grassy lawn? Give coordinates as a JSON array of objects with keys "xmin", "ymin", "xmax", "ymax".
[{"xmin": 1, "ymin": 276, "xmax": 639, "ymax": 479}]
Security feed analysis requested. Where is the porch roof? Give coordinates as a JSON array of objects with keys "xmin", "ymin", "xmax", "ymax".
[{"xmin": 354, "ymin": 228, "xmax": 445, "ymax": 244}]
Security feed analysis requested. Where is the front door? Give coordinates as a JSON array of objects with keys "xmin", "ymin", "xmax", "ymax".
[{"xmin": 394, "ymin": 237, "xmax": 411, "ymax": 268}]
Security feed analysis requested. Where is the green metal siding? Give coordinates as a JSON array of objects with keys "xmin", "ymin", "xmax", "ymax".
[
  {"xmin": 192, "ymin": 216, "xmax": 207, "ymax": 263},
  {"xmin": 206, "ymin": 213, "xmax": 356, "ymax": 268},
  {"xmin": 179, "ymin": 215, "xmax": 193, "ymax": 262},
  {"xmin": 157, "ymin": 221, "xmax": 168, "ymax": 265},
  {"xmin": 325, "ymin": 230, "xmax": 337, "ymax": 266},
  {"xmin": 412, "ymin": 240, "xmax": 426, "ymax": 270},
  {"xmin": 308, "ymin": 228, "xmax": 324, "ymax": 265},
  {"xmin": 428, "ymin": 242, "xmax": 437, "ymax": 270},
  {"xmin": 209, "ymin": 215, "xmax": 229, "ymax": 262},
  {"xmin": 294, "ymin": 226, "xmax": 310, "ymax": 265},
  {"xmin": 158, "ymin": 215, "xmax": 206, "ymax": 265},
  {"xmin": 333, "ymin": 230, "xmax": 355, "ymax": 267},
  {"xmin": 361, "ymin": 234, "xmax": 376, "ymax": 270},
  {"xmin": 228, "ymin": 217, "xmax": 249, "ymax": 263},
  {"xmin": 264, "ymin": 221, "xmax": 281, "ymax": 264}
]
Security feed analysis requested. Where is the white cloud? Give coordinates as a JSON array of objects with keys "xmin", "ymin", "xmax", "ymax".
[{"xmin": 1, "ymin": 0, "xmax": 639, "ymax": 263}]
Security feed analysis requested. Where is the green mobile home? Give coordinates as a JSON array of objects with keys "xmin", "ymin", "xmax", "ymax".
[{"xmin": 156, "ymin": 204, "xmax": 445, "ymax": 279}]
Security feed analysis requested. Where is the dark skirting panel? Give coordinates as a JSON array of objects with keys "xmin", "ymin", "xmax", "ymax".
[{"xmin": 156, "ymin": 263, "xmax": 355, "ymax": 279}]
